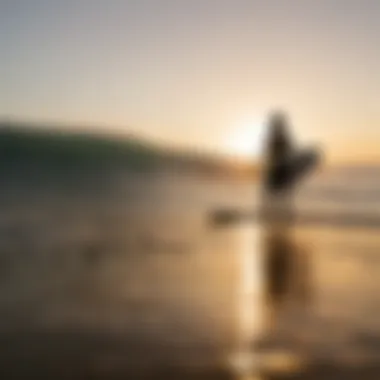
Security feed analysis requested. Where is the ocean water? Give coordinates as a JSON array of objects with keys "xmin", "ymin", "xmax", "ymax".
[{"xmin": 0, "ymin": 167, "xmax": 379, "ymax": 378}]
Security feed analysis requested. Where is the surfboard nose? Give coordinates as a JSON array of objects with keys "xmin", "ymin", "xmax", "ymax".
[{"xmin": 266, "ymin": 149, "xmax": 320, "ymax": 193}]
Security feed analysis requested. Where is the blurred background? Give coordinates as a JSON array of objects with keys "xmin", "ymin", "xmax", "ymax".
[{"xmin": 1, "ymin": 1, "xmax": 380, "ymax": 379}]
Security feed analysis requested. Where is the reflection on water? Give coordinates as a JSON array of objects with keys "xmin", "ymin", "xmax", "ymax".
[
  {"xmin": 261, "ymin": 223, "xmax": 313, "ymax": 338},
  {"xmin": 231, "ymin": 221, "xmax": 314, "ymax": 379},
  {"xmin": 230, "ymin": 225, "xmax": 263, "ymax": 377}
]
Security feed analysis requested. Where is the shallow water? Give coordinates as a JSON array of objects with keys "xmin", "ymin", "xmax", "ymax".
[{"xmin": 0, "ymin": 169, "xmax": 379, "ymax": 378}]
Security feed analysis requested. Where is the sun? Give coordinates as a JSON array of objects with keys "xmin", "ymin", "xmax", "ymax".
[{"xmin": 224, "ymin": 119, "xmax": 266, "ymax": 159}]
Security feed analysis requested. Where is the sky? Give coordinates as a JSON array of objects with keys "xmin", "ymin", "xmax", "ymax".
[{"xmin": 1, "ymin": 0, "xmax": 380, "ymax": 163}]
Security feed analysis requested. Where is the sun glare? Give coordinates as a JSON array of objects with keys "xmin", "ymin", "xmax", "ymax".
[{"xmin": 225, "ymin": 119, "xmax": 266, "ymax": 159}]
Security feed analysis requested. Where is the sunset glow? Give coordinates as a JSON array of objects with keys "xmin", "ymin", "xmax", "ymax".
[
  {"xmin": 2, "ymin": 1, "xmax": 380, "ymax": 163},
  {"xmin": 225, "ymin": 119, "xmax": 267, "ymax": 159}
]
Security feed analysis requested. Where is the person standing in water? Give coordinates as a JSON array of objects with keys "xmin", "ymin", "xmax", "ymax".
[{"xmin": 258, "ymin": 111, "xmax": 320, "ymax": 360}]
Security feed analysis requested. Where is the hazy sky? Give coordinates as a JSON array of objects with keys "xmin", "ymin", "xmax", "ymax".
[{"xmin": 1, "ymin": 0, "xmax": 380, "ymax": 162}]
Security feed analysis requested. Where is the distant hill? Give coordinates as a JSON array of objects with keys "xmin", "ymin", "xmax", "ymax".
[{"xmin": 0, "ymin": 121, "xmax": 258, "ymax": 181}]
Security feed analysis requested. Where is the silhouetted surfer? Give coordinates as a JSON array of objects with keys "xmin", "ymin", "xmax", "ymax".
[{"xmin": 263, "ymin": 112, "xmax": 319, "ymax": 197}]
